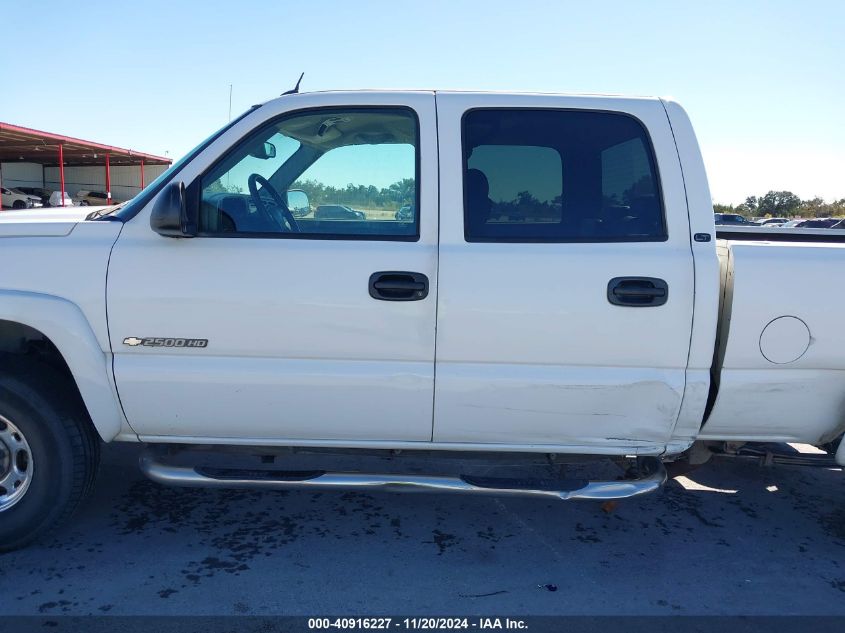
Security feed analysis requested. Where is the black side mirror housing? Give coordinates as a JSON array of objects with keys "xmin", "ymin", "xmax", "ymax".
[
  {"xmin": 150, "ymin": 181, "xmax": 196, "ymax": 237},
  {"xmin": 249, "ymin": 141, "xmax": 276, "ymax": 160}
]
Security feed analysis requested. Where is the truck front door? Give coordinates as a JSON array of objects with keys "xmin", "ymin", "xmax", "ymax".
[{"xmin": 107, "ymin": 93, "xmax": 438, "ymax": 443}]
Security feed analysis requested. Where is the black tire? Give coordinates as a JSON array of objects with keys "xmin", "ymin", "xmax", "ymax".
[
  {"xmin": 12, "ymin": 200, "xmax": 25, "ymax": 210},
  {"xmin": 80, "ymin": 201, "xmax": 89, "ymax": 206},
  {"xmin": 0, "ymin": 356, "xmax": 100, "ymax": 552}
]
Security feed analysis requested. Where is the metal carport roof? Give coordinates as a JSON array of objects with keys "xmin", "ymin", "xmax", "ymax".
[{"xmin": 0, "ymin": 121, "xmax": 170, "ymax": 167}]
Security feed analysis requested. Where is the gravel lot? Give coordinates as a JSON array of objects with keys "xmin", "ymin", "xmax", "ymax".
[{"xmin": 0, "ymin": 442, "xmax": 843, "ymax": 616}]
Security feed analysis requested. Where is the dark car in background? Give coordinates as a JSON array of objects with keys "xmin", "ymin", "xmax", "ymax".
[
  {"xmin": 394, "ymin": 204, "xmax": 414, "ymax": 221},
  {"xmin": 314, "ymin": 204, "xmax": 365, "ymax": 220},
  {"xmin": 800, "ymin": 218, "xmax": 841, "ymax": 228},
  {"xmin": 714, "ymin": 213, "xmax": 754, "ymax": 226}
]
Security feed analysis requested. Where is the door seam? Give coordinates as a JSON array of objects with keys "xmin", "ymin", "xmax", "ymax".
[{"xmin": 430, "ymin": 91, "xmax": 442, "ymax": 442}]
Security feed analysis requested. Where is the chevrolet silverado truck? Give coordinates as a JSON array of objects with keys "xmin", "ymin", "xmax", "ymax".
[{"xmin": 1, "ymin": 90, "xmax": 843, "ymax": 551}]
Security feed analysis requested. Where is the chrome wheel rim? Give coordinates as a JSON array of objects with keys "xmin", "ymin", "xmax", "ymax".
[{"xmin": 0, "ymin": 414, "xmax": 34, "ymax": 512}]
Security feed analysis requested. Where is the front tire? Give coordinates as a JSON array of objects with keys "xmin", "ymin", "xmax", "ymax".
[
  {"xmin": 11, "ymin": 200, "xmax": 25, "ymax": 210},
  {"xmin": 0, "ymin": 357, "xmax": 100, "ymax": 552}
]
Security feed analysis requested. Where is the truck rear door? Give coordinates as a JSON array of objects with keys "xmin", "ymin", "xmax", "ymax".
[{"xmin": 433, "ymin": 93, "xmax": 695, "ymax": 452}]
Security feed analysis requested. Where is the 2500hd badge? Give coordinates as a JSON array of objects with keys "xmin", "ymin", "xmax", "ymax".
[{"xmin": 123, "ymin": 337, "xmax": 208, "ymax": 348}]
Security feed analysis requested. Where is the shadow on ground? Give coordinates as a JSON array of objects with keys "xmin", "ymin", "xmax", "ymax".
[{"xmin": 1, "ymin": 443, "xmax": 842, "ymax": 615}]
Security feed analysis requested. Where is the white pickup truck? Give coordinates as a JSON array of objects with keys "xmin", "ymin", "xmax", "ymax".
[{"xmin": 1, "ymin": 90, "xmax": 843, "ymax": 551}]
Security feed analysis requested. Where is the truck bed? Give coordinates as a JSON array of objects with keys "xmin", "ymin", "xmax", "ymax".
[
  {"xmin": 715, "ymin": 226, "xmax": 845, "ymax": 243},
  {"xmin": 703, "ymin": 234, "xmax": 845, "ymax": 444}
]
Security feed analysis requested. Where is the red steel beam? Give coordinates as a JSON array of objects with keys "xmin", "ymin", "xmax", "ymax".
[
  {"xmin": 59, "ymin": 144, "xmax": 65, "ymax": 207},
  {"xmin": 105, "ymin": 153, "xmax": 111, "ymax": 205}
]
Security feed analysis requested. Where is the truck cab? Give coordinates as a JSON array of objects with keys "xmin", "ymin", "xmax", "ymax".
[{"xmin": 104, "ymin": 91, "xmax": 714, "ymax": 457}]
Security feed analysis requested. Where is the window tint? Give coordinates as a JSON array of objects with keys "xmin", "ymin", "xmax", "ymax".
[
  {"xmin": 198, "ymin": 108, "xmax": 418, "ymax": 239},
  {"xmin": 463, "ymin": 109, "xmax": 665, "ymax": 242}
]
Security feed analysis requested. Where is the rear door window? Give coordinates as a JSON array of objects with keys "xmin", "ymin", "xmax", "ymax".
[{"xmin": 462, "ymin": 109, "xmax": 666, "ymax": 242}]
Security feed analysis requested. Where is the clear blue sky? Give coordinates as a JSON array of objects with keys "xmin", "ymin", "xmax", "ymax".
[{"xmin": 1, "ymin": 0, "xmax": 842, "ymax": 204}]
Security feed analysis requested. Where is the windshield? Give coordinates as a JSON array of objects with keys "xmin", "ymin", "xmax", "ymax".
[{"xmin": 110, "ymin": 105, "xmax": 260, "ymax": 221}]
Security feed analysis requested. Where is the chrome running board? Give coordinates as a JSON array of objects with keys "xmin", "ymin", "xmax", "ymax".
[{"xmin": 139, "ymin": 450, "xmax": 666, "ymax": 501}]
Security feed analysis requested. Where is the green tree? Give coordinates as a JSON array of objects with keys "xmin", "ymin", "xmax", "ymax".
[
  {"xmin": 757, "ymin": 190, "xmax": 801, "ymax": 216},
  {"xmin": 737, "ymin": 196, "xmax": 758, "ymax": 214}
]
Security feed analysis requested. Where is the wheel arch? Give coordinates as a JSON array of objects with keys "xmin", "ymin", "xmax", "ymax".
[{"xmin": 0, "ymin": 291, "xmax": 126, "ymax": 441}]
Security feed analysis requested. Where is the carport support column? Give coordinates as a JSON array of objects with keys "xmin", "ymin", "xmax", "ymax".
[
  {"xmin": 140, "ymin": 158, "xmax": 145, "ymax": 190},
  {"xmin": 59, "ymin": 144, "xmax": 65, "ymax": 206},
  {"xmin": 105, "ymin": 153, "xmax": 111, "ymax": 205}
]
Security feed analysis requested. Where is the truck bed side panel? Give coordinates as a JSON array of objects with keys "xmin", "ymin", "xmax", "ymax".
[{"xmin": 703, "ymin": 240, "xmax": 845, "ymax": 443}]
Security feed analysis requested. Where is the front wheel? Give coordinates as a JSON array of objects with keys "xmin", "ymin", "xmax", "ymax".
[
  {"xmin": 0, "ymin": 357, "xmax": 100, "ymax": 552},
  {"xmin": 80, "ymin": 201, "xmax": 89, "ymax": 206},
  {"xmin": 11, "ymin": 200, "xmax": 25, "ymax": 210}
]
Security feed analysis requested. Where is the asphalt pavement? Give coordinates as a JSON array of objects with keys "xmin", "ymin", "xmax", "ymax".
[{"xmin": 0, "ymin": 443, "xmax": 843, "ymax": 616}]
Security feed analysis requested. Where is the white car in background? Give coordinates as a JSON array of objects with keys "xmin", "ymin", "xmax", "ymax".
[
  {"xmin": 48, "ymin": 191, "xmax": 75, "ymax": 207},
  {"xmin": 1, "ymin": 187, "xmax": 42, "ymax": 210},
  {"xmin": 754, "ymin": 217, "xmax": 787, "ymax": 227}
]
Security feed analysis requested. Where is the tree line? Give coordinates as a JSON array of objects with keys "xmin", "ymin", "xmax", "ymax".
[
  {"xmin": 291, "ymin": 178, "xmax": 415, "ymax": 210},
  {"xmin": 714, "ymin": 191, "xmax": 845, "ymax": 218}
]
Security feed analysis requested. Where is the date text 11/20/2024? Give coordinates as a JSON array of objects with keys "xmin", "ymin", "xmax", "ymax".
[{"xmin": 307, "ymin": 618, "xmax": 528, "ymax": 630}]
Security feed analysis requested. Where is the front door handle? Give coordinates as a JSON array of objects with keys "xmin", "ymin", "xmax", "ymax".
[
  {"xmin": 607, "ymin": 277, "xmax": 668, "ymax": 307},
  {"xmin": 369, "ymin": 271, "xmax": 429, "ymax": 301}
]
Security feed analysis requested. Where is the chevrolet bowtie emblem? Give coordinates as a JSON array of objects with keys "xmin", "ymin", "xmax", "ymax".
[{"xmin": 123, "ymin": 337, "xmax": 143, "ymax": 346}]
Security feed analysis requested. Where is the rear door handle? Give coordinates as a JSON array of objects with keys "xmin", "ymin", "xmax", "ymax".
[
  {"xmin": 369, "ymin": 271, "xmax": 429, "ymax": 301},
  {"xmin": 607, "ymin": 277, "xmax": 668, "ymax": 307}
]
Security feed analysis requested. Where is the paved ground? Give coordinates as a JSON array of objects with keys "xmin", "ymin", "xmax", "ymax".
[{"xmin": 0, "ymin": 443, "xmax": 843, "ymax": 616}]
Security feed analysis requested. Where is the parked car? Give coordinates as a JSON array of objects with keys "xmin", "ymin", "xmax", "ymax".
[
  {"xmin": 395, "ymin": 204, "xmax": 414, "ymax": 221},
  {"xmin": 14, "ymin": 187, "xmax": 53, "ymax": 207},
  {"xmin": 314, "ymin": 204, "xmax": 365, "ymax": 220},
  {"xmin": 48, "ymin": 191, "xmax": 74, "ymax": 207},
  {"xmin": 713, "ymin": 212, "xmax": 754, "ymax": 226},
  {"xmin": 779, "ymin": 219, "xmax": 806, "ymax": 228},
  {"xmin": 1, "ymin": 187, "xmax": 41, "ymax": 209},
  {"xmin": 800, "ymin": 218, "xmax": 840, "ymax": 229},
  {"xmin": 829, "ymin": 219, "xmax": 845, "ymax": 229},
  {"xmin": 754, "ymin": 217, "xmax": 787, "ymax": 226},
  {"xmin": 74, "ymin": 190, "xmax": 116, "ymax": 206},
  {"xmin": 1, "ymin": 89, "xmax": 843, "ymax": 552}
]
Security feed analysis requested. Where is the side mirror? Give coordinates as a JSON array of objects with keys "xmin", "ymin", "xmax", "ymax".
[
  {"xmin": 249, "ymin": 141, "xmax": 277, "ymax": 160},
  {"xmin": 150, "ymin": 181, "xmax": 195, "ymax": 237},
  {"xmin": 286, "ymin": 189, "xmax": 310, "ymax": 217}
]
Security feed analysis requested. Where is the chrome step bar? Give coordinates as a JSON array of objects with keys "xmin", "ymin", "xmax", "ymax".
[{"xmin": 139, "ymin": 450, "xmax": 666, "ymax": 501}]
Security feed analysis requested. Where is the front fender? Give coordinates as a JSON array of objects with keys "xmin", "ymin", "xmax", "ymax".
[{"xmin": 0, "ymin": 290, "xmax": 127, "ymax": 441}]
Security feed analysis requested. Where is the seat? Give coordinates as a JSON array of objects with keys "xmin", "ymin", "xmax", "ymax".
[
  {"xmin": 466, "ymin": 169, "xmax": 494, "ymax": 236},
  {"xmin": 217, "ymin": 196, "xmax": 275, "ymax": 233}
]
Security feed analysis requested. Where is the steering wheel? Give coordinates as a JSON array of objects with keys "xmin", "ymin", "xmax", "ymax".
[{"xmin": 247, "ymin": 173, "xmax": 300, "ymax": 233}]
